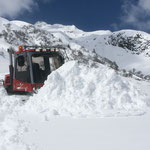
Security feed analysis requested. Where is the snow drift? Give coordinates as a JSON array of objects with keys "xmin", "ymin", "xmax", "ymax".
[{"xmin": 25, "ymin": 61, "xmax": 150, "ymax": 117}]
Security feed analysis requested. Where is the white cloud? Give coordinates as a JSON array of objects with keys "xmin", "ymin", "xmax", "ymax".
[
  {"xmin": 0, "ymin": 0, "xmax": 37, "ymax": 18},
  {"xmin": 121, "ymin": 0, "xmax": 150, "ymax": 31},
  {"xmin": 0, "ymin": 0, "xmax": 53, "ymax": 18}
]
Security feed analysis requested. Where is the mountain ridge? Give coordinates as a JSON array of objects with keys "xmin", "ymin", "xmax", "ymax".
[{"xmin": 0, "ymin": 17, "xmax": 150, "ymax": 77}]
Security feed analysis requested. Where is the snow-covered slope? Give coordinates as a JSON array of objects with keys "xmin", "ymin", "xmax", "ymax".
[
  {"xmin": 74, "ymin": 30, "xmax": 150, "ymax": 75},
  {"xmin": 0, "ymin": 17, "xmax": 150, "ymax": 150},
  {"xmin": 1, "ymin": 17, "xmax": 150, "ymax": 76}
]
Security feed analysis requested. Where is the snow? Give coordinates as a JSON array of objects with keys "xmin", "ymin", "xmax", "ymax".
[
  {"xmin": 18, "ymin": 115, "xmax": 150, "ymax": 150},
  {"xmin": 0, "ymin": 17, "xmax": 9, "ymax": 31},
  {"xmin": 0, "ymin": 47, "xmax": 9, "ymax": 73},
  {"xmin": 10, "ymin": 20, "xmax": 31, "ymax": 27},
  {"xmin": 1, "ymin": 107, "xmax": 150, "ymax": 150},
  {"xmin": 35, "ymin": 22, "xmax": 84, "ymax": 38},
  {"xmin": 0, "ymin": 60, "xmax": 150, "ymax": 150},
  {"xmin": 75, "ymin": 32, "xmax": 150, "ymax": 75},
  {"xmin": 97, "ymin": 45, "xmax": 150, "ymax": 75},
  {"xmin": 1, "ymin": 17, "xmax": 150, "ymax": 76},
  {"xmin": 0, "ymin": 63, "xmax": 9, "ymax": 73},
  {"xmin": 35, "ymin": 21, "xmax": 111, "ymax": 39},
  {"xmin": 0, "ymin": 17, "xmax": 150, "ymax": 150},
  {"xmin": 25, "ymin": 61, "xmax": 150, "ymax": 118},
  {"xmin": 114, "ymin": 29, "xmax": 150, "ymax": 38}
]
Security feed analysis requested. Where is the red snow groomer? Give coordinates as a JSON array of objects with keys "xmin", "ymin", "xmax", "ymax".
[{"xmin": 3, "ymin": 46, "xmax": 64, "ymax": 94}]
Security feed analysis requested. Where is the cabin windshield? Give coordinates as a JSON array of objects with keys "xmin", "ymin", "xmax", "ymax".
[{"xmin": 32, "ymin": 54, "xmax": 62, "ymax": 83}]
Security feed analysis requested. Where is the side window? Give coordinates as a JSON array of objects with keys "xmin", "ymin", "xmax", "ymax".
[
  {"xmin": 49, "ymin": 57, "xmax": 61, "ymax": 72},
  {"xmin": 17, "ymin": 55, "xmax": 28, "ymax": 72},
  {"xmin": 32, "ymin": 56, "xmax": 45, "ymax": 71},
  {"xmin": 32, "ymin": 56, "xmax": 45, "ymax": 83}
]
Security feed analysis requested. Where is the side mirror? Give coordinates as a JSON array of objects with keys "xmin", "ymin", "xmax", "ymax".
[{"xmin": 18, "ymin": 56, "xmax": 25, "ymax": 67}]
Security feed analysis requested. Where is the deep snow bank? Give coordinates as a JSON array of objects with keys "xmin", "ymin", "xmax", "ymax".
[
  {"xmin": 0, "ymin": 61, "xmax": 150, "ymax": 149},
  {"xmin": 25, "ymin": 61, "xmax": 150, "ymax": 117}
]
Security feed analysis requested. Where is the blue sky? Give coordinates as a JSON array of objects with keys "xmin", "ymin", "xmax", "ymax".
[
  {"xmin": 17, "ymin": 0, "xmax": 123, "ymax": 31},
  {"xmin": 0, "ymin": 0, "xmax": 150, "ymax": 32}
]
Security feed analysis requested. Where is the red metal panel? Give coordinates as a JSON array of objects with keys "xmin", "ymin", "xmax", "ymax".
[{"xmin": 13, "ymin": 79, "xmax": 44, "ymax": 92}]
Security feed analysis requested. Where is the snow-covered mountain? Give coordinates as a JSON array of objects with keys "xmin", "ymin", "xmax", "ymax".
[
  {"xmin": 0, "ymin": 17, "xmax": 150, "ymax": 76},
  {"xmin": 0, "ymin": 17, "xmax": 150, "ymax": 150}
]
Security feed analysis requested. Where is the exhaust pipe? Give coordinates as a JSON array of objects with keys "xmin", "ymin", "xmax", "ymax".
[{"xmin": 8, "ymin": 48, "xmax": 15, "ymax": 87}]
